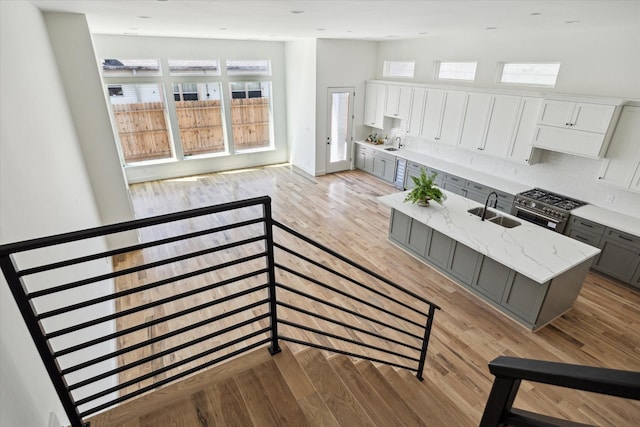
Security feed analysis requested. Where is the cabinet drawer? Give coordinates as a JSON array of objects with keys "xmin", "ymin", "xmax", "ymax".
[
  {"xmin": 601, "ymin": 227, "xmax": 640, "ymax": 249},
  {"xmin": 567, "ymin": 227, "xmax": 602, "ymax": 247},
  {"xmin": 568, "ymin": 216, "xmax": 606, "ymax": 236},
  {"xmin": 442, "ymin": 181, "xmax": 466, "ymax": 196},
  {"xmin": 444, "ymin": 173, "xmax": 465, "ymax": 185},
  {"xmin": 465, "ymin": 180, "xmax": 491, "ymax": 195},
  {"xmin": 373, "ymin": 150, "xmax": 395, "ymax": 162}
]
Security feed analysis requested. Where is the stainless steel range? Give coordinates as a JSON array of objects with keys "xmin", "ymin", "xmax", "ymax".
[{"xmin": 511, "ymin": 188, "xmax": 586, "ymax": 233}]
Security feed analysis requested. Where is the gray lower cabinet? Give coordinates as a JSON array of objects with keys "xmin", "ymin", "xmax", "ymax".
[
  {"xmin": 448, "ymin": 241, "xmax": 480, "ymax": 286},
  {"xmin": 405, "ymin": 161, "xmax": 444, "ymax": 189},
  {"xmin": 502, "ymin": 274, "xmax": 549, "ymax": 324},
  {"xmin": 355, "ymin": 145, "xmax": 374, "ymax": 173},
  {"xmin": 387, "ymin": 208, "xmax": 586, "ymax": 330},
  {"xmin": 407, "ymin": 219, "xmax": 430, "ymax": 257},
  {"xmin": 389, "ymin": 209, "xmax": 411, "ymax": 244},
  {"xmin": 425, "ymin": 230, "xmax": 453, "ymax": 270},
  {"xmin": 565, "ymin": 217, "xmax": 640, "ymax": 288},
  {"xmin": 592, "ymin": 230, "xmax": 640, "ymax": 283},
  {"xmin": 373, "ymin": 151, "xmax": 396, "ymax": 183},
  {"xmin": 473, "ymin": 256, "xmax": 512, "ymax": 303}
]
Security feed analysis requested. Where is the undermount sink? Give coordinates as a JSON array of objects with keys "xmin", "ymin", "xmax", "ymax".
[
  {"xmin": 468, "ymin": 207, "xmax": 520, "ymax": 228},
  {"xmin": 467, "ymin": 207, "xmax": 499, "ymax": 220},
  {"xmin": 488, "ymin": 216, "xmax": 521, "ymax": 228},
  {"xmin": 384, "ymin": 147, "xmax": 399, "ymax": 151}
]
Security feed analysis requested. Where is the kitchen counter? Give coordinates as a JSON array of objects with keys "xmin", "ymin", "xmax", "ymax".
[
  {"xmin": 378, "ymin": 190, "xmax": 600, "ymax": 284},
  {"xmin": 359, "ymin": 140, "xmax": 640, "ymax": 238},
  {"xmin": 572, "ymin": 205, "xmax": 640, "ymax": 236},
  {"xmin": 356, "ymin": 141, "xmax": 530, "ymax": 195}
]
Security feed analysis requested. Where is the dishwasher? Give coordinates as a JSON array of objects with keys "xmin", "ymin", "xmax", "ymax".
[{"xmin": 393, "ymin": 158, "xmax": 407, "ymax": 190}]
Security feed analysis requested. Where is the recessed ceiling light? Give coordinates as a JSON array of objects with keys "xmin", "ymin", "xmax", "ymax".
[
  {"xmin": 220, "ymin": 27, "xmax": 228, "ymax": 30},
  {"xmin": 346, "ymin": 30, "xmax": 353, "ymax": 33},
  {"xmin": 564, "ymin": 20, "xmax": 581, "ymax": 24},
  {"xmin": 317, "ymin": 28, "xmax": 326, "ymax": 31},
  {"xmin": 290, "ymin": 10, "xmax": 304, "ymax": 14},
  {"xmin": 419, "ymin": 32, "xmax": 428, "ymax": 35},
  {"xmin": 386, "ymin": 35, "xmax": 399, "ymax": 38},
  {"xmin": 486, "ymin": 26, "xmax": 498, "ymax": 30},
  {"xmin": 530, "ymin": 12, "xmax": 542, "ymax": 16},
  {"xmin": 138, "ymin": 16, "xmax": 151, "ymax": 19}
]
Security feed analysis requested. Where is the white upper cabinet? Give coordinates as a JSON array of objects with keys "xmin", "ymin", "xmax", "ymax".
[
  {"xmin": 538, "ymin": 100, "xmax": 615, "ymax": 133},
  {"xmin": 483, "ymin": 95, "xmax": 523, "ymax": 158},
  {"xmin": 407, "ymin": 87, "xmax": 426, "ymax": 136},
  {"xmin": 420, "ymin": 89, "xmax": 446, "ymax": 141},
  {"xmin": 384, "ymin": 85, "xmax": 412, "ymax": 120},
  {"xmin": 458, "ymin": 92, "xmax": 492, "ymax": 152},
  {"xmin": 430, "ymin": 90, "xmax": 466, "ymax": 146},
  {"xmin": 507, "ymin": 97, "xmax": 542, "ymax": 165},
  {"xmin": 598, "ymin": 105, "xmax": 640, "ymax": 192},
  {"xmin": 458, "ymin": 93, "xmax": 525, "ymax": 160},
  {"xmin": 533, "ymin": 99, "xmax": 619, "ymax": 158},
  {"xmin": 364, "ymin": 82, "xmax": 387, "ymax": 129}
]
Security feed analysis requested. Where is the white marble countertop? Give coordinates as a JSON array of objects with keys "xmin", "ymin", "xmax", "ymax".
[
  {"xmin": 378, "ymin": 190, "xmax": 601, "ymax": 284},
  {"xmin": 356, "ymin": 141, "xmax": 530, "ymax": 195},
  {"xmin": 358, "ymin": 141, "xmax": 640, "ymax": 237},
  {"xmin": 571, "ymin": 204, "xmax": 640, "ymax": 236}
]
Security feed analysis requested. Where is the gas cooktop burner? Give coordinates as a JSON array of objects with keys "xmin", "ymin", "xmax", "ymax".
[{"xmin": 518, "ymin": 188, "xmax": 586, "ymax": 211}]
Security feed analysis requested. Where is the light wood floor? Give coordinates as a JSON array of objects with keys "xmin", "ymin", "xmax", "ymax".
[{"xmin": 103, "ymin": 164, "xmax": 639, "ymax": 426}]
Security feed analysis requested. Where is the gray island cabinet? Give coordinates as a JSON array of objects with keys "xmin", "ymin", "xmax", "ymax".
[{"xmin": 381, "ymin": 191, "xmax": 601, "ymax": 331}]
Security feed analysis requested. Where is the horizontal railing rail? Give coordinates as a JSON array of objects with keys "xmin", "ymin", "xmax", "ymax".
[
  {"xmin": 0, "ymin": 196, "xmax": 440, "ymax": 427},
  {"xmin": 480, "ymin": 356, "xmax": 640, "ymax": 427}
]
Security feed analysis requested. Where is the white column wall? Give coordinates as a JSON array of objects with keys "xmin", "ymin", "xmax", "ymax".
[{"xmin": 1, "ymin": 2, "xmax": 116, "ymax": 426}]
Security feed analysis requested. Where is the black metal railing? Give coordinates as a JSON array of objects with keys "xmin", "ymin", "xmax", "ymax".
[
  {"xmin": 0, "ymin": 196, "xmax": 440, "ymax": 427},
  {"xmin": 480, "ymin": 356, "xmax": 640, "ymax": 427}
]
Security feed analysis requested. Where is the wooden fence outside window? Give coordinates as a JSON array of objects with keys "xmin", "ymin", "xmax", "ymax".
[{"xmin": 112, "ymin": 98, "xmax": 271, "ymax": 163}]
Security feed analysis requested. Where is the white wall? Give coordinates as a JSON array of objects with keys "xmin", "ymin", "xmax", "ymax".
[
  {"xmin": 376, "ymin": 28, "xmax": 640, "ymax": 99},
  {"xmin": 43, "ymin": 12, "xmax": 136, "ymax": 248},
  {"xmin": 0, "ymin": 2, "xmax": 116, "ymax": 426},
  {"xmin": 374, "ymin": 28, "xmax": 640, "ymax": 217},
  {"xmin": 285, "ymin": 39, "xmax": 318, "ymax": 175},
  {"xmin": 314, "ymin": 39, "xmax": 378, "ymax": 174},
  {"xmin": 92, "ymin": 35, "xmax": 290, "ymax": 183}
]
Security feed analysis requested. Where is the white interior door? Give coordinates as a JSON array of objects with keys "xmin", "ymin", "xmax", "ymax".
[{"xmin": 326, "ymin": 87, "xmax": 354, "ymax": 173}]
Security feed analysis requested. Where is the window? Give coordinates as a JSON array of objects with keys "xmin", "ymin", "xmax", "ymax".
[
  {"xmin": 108, "ymin": 86, "xmax": 123, "ymax": 97},
  {"xmin": 105, "ymin": 83, "xmax": 173, "ymax": 164},
  {"xmin": 226, "ymin": 60, "xmax": 271, "ymax": 76},
  {"xmin": 499, "ymin": 62, "xmax": 561, "ymax": 86},
  {"xmin": 168, "ymin": 59, "xmax": 220, "ymax": 76},
  {"xmin": 229, "ymin": 81, "xmax": 272, "ymax": 151},
  {"xmin": 436, "ymin": 62, "xmax": 477, "ymax": 81},
  {"xmin": 101, "ymin": 58, "xmax": 161, "ymax": 77},
  {"xmin": 383, "ymin": 61, "xmax": 415, "ymax": 78},
  {"xmin": 173, "ymin": 82, "xmax": 226, "ymax": 157}
]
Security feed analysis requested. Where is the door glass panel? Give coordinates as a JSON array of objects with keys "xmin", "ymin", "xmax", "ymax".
[{"xmin": 329, "ymin": 92, "xmax": 350, "ymax": 163}]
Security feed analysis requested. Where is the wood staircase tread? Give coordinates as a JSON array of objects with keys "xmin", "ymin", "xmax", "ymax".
[
  {"xmin": 87, "ymin": 344, "xmax": 274, "ymax": 427},
  {"xmin": 296, "ymin": 348, "xmax": 378, "ymax": 427},
  {"xmin": 397, "ymin": 368, "xmax": 477, "ymax": 426},
  {"xmin": 355, "ymin": 360, "xmax": 429, "ymax": 427},
  {"xmin": 235, "ymin": 359, "xmax": 310, "ymax": 427},
  {"xmin": 200, "ymin": 376, "xmax": 255, "ymax": 427},
  {"xmin": 328, "ymin": 355, "xmax": 402, "ymax": 427},
  {"xmin": 273, "ymin": 345, "xmax": 341, "ymax": 427}
]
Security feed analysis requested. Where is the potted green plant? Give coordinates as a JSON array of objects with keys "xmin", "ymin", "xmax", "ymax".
[{"xmin": 404, "ymin": 168, "xmax": 447, "ymax": 207}]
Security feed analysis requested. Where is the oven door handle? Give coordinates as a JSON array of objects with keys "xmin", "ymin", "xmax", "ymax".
[{"xmin": 514, "ymin": 206, "xmax": 562, "ymax": 223}]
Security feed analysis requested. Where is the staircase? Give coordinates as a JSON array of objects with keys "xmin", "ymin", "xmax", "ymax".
[{"xmin": 87, "ymin": 343, "xmax": 474, "ymax": 427}]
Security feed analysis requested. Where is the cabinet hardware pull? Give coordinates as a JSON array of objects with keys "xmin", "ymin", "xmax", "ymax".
[
  {"xmin": 580, "ymin": 222, "xmax": 594, "ymax": 228},
  {"xmin": 565, "ymin": 123, "xmax": 570, "ymax": 126},
  {"xmin": 618, "ymin": 235, "xmax": 633, "ymax": 242}
]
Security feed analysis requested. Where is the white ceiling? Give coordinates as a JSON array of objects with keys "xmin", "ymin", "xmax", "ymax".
[{"xmin": 31, "ymin": 0, "xmax": 640, "ymax": 41}]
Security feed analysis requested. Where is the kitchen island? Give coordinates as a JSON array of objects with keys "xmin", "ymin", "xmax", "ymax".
[{"xmin": 379, "ymin": 190, "xmax": 601, "ymax": 331}]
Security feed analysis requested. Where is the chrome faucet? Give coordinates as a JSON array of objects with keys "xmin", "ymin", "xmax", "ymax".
[
  {"xmin": 481, "ymin": 191, "xmax": 499, "ymax": 221},
  {"xmin": 395, "ymin": 136, "xmax": 403, "ymax": 149}
]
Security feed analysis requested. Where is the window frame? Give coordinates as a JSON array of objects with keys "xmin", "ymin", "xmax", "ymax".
[
  {"xmin": 383, "ymin": 61, "xmax": 416, "ymax": 78},
  {"xmin": 435, "ymin": 61, "xmax": 478, "ymax": 82},
  {"xmin": 497, "ymin": 62, "xmax": 561, "ymax": 87},
  {"xmin": 168, "ymin": 59, "xmax": 221, "ymax": 76}
]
